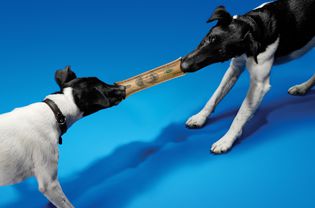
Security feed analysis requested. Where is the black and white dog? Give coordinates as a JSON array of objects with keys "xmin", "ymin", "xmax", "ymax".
[
  {"xmin": 0, "ymin": 66, "xmax": 125, "ymax": 208},
  {"xmin": 181, "ymin": 0, "xmax": 315, "ymax": 154}
]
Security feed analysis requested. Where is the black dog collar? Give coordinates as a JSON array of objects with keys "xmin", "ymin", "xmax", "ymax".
[{"xmin": 43, "ymin": 99, "xmax": 67, "ymax": 145}]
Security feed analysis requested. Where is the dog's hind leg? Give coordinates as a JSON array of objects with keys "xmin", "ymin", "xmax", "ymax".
[
  {"xmin": 288, "ymin": 73, "xmax": 315, "ymax": 96},
  {"xmin": 186, "ymin": 55, "xmax": 246, "ymax": 128},
  {"xmin": 211, "ymin": 38, "xmax": 278, "ymax": 154}
]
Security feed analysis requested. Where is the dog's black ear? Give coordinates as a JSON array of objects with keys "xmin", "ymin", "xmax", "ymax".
[
  {"xmin": 55, "ymin": 66, "xmax": 77, "ymax": 89},
  {"xmin": 207, "ymin": 6, "xmax": 232, "ymax": 25},
  {"xmin": 245, "ymin": 31, "xmax": 261, "ymax": 64}
]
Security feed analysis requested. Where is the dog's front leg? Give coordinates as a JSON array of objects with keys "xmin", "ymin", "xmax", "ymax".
[
  {"xmin": 186, "ymin": 55, "xmax": 246, "ymax": 128},
  {"xmin": 35, "ymin": 156, "xmax": 74, "ymax": 208},
  {"xmin": 38, "ymin": 179, "xmax": 74, "ymax": 208},
  {"xmin": 288, "ymin": 73, "xmax": 315, "ymax": 96},
  {"xmin": 211, "ymin": 47, "xmax": 276, "ymax": 153}
]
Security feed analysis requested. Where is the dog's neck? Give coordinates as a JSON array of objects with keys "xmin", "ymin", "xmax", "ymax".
[{"xmin": 44, "ymin": 87, "xmax": 83, "ymax": 128}]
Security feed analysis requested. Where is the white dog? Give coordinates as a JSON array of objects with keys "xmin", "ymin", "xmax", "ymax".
[{"xmin": 0, "ymin": 66, "xmax": 125, "ymax": 207}]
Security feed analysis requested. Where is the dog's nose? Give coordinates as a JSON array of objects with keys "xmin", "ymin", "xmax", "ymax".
[
  {"xmin": 114, "ymin": 85, "xmax": 126, "ymax": 99},
  {"xmin": 180, "ymin": 60, "xmax": 190, "ymax": 72},
  {"xmin": 181, "ymin": 55, "xmax": 198, "ymax": 73}
]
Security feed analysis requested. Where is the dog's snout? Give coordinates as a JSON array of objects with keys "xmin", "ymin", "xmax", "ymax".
[
  {"xmin": 118, "ymin": 85, "xmax": 126, "ymax": 90},
  {"xmin": 181, "ymin": 61, "xmax": 194, "ymax": 73},
  {"xmin": 116, "ymin": 85, "xmax": 126, "ymax": 97},
  {"xmin": 112, "ymin": 85, "xmax": 126, "ymax": 100},
  {"xmin": 181, "ymin": 53, "xmax": 199, "ymax": 73},
  {"xmin": 180, "ymin": 58, "xmax": 191, "ymax": 72}
]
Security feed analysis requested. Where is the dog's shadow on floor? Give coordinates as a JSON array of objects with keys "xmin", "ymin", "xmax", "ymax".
[{"xmin": 5, "ymin": 91, "xmax": 315, "ymax": 208}]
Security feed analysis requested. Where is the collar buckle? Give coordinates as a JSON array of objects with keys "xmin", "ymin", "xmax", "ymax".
[{"xmin": 57, "ymin": 113, "xmax": 66, "ymax": 125}]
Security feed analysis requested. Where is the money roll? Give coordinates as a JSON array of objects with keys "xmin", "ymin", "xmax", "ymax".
[{"xmin": 116, "ymin": 58, "xmax": 185, "ymax": 98}]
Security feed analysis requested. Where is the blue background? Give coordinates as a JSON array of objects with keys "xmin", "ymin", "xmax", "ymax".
[{"xmin": 0, "ymin": 0, "xmax": 314, "ymax": 207}]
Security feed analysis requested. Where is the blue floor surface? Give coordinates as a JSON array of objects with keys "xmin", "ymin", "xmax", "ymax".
[{"xmin": 0, "ymin": 0, "xmax": 314, "ymax": 207}]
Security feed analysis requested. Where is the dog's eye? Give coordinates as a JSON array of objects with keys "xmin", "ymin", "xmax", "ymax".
[{"xmin": 209, "ymin": 36, "xmax": 217, "ymax": 44}]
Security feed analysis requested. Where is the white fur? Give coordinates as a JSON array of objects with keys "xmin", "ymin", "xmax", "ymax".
[
  {"xmin": 288, "ymin": 73, "xmax": 315, "ymax": 95},
  {"xmin": 255, "ymin": 1, "xmax": 272, "ymax": 9},
  {"xmin": 186, "ymin": 54, "xmax": 247, "ymax": 128},
  {"xmin": 211, "ymin": 38, "xmax": 279, "ymax": 153},
  {"xmin": 0, "ymin": 87, "xmax": 82, "ymax": 208},
  {"xmin": 186, "ymin": 38, "xmax": 280, "ymax": 154}
]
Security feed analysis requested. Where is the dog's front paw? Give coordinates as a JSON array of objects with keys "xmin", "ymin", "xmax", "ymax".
[
  {"xmin": 288, "ymin": 84, "xmax": 309, "ymax": 96},
  {"xmin": 185, "ymin": 113, "xmax": 207, "ymax": 128},
  {"xmin": 211, "ymin": 136, "xmax": 235, "ymax": 154}
]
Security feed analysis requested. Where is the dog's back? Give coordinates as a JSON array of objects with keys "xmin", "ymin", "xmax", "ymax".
[
  {"xmin": 0, "ymin": 103, "xmax": 58, "ymax": 185},
  {"xmin": 251, "ymin": 0, "xmax": 315, "ymax": 60}
]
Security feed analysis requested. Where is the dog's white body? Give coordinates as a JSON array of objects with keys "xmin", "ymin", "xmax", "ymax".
[
  {"xmin": 0, "ymin": 88, "xmax": 81, "ymax": 208},
  {"xmin": 186, "ymin": 36, "xmax": 315, "ymax": 153}
]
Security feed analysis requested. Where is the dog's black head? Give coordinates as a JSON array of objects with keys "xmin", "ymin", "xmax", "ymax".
[
  {"xmin": 55, "ymin": 66, "xmax": 126, "ymax": 116},
  {"xmin": 181, "ymin": 6, "xmax": 257, "ymax": 72}
]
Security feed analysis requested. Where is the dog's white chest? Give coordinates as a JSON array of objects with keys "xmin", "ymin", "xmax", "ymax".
[{"xmin": 275, "ymin": 36, "xmax": 315, "ymax": 65}]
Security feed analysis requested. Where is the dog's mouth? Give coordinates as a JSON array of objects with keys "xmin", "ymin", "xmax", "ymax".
[
  {"xmin": 181, "ymin": 52, "xmax": 214, "ymax": 73},
  {"xmin": 108, "ymin": 84, "xmax": 126, "ymax": 105},
  {"xmin": 181, "ymin": 48, "xmax": 230, "ymax": 73}
]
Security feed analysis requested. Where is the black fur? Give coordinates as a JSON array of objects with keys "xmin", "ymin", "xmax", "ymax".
[
  {"xmin": 207, "ymin": 6, "xmax": 232, "ymax": 26},
  {"xmin": 181, "ymin": 0, "xmax": 315, "ymax": 72},
  {"xmin": 55, "ymin": 66, "xmax": 77, "ymax": 89},
  {"xmin": 54, "ymin": 66, "xmax": 126, "ymax": 116}
]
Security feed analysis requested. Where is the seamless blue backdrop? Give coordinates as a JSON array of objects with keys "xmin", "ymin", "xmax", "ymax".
[{"xmin": 0, "ymin": 0, "xmax": 314, "ymax": 207}]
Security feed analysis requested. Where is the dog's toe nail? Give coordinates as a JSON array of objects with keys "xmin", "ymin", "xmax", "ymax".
[
  {"xmin": 211, "ymin": 145, "xmax": 216, "ymax": 152},
  {"xmin": 185, "ymin": 123, "xmax": 193, "ymax": 128}
]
